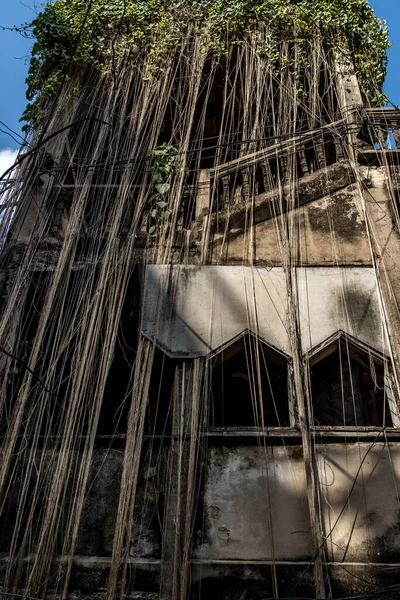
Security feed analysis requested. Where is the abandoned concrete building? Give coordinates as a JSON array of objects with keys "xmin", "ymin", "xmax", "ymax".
[{"xmin": 1, "ymin": 1, "xmax": 400, "ymax": 599}]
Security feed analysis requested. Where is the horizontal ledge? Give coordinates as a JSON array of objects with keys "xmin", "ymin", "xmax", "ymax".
[
  {"xmin": 71, "ymin": 557, "xmax": 160, "ymax": 566},
  {"xmin": 1, "ymin": 555, "xmax": 398, "ymax": 569},
  {"xmin": 210, "ymin": 120, "xmax": 347, "ymax": 177},
  {"xmin": 203, "ymin": 427, "xmax": 400, "ymax": 439},
  {"xmin": 358, "ymin": 149, "xmax": 400, "ymax": 165},
  {"xmin": 312, "ymin": 426, "xmax": 396, "ymax": 431},
  {"xmin": 204, "ymin": 429, "xmax": 300, "ymax": 438},
  {"xmin": 0, "ymin": 555, "xmax": 160, "ymax": 566},
  {"xmin": 54, "ymin": 184, "xmax": 139, "ymax": 189},
  {"xmin": 365, "ymin": 107, "xmax": 400, "ymax": 120},
  {"xmin": 311, "ymin": 426, "xmax": 400, "ymax": 438},
  {"xmin": 191, "ymin": 559, "xmax": 400, "ymax": 568},
  {"xmin": 27, "ymin": 428, "xmax": 400, "ymax": 443}
]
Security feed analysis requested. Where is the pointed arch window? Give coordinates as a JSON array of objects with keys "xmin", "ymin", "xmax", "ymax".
[
  {"xmin": 208, "ymin": 332, "xmax": 293, "ymax": 429},
  {"xmin": 307, "ymin": 333, "xmax": 399, "ymax": 428}
]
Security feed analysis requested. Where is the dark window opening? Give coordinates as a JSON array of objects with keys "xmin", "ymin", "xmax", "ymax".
[
  {"xmin": 145, "ymin": 348, "xmax": 176, "ymax": 437},
  {"xmin": 0, "ymin": 271, "xmax": 49, "ymax": 440},
  {"xmin": 1, "ymin": 270, "xmax": 86, "ymax": 442},
  {"xmin": 310, "ymin": 337, "xmax": 394, "ymax": 427},
  {"xmin": 209, "ymin": 333, "xmax": 290, "ymax": 428},
  {"xmin": 254, "ymin": 163, "xmax": 266, "ymax": 196},
  {"xmin": 98, "ymin": 270, "xmax": 141, "ymax": 437},
  {"xmin": 5, "ymin": 268, "xmax": 173, "ymax": 442},
  {"xmin": 3, "ymin": 268, "xmax": 168, "ymax": 443},
  {"xmin": 43, "ymin": 188, "xmax": 73, "ymax": 241},
  {"xmin": 19, "ymin": 271, "xmax": 49, "ymax": 358},
  {"xmin": 392, "ymin": 189, "xmax": 400, "ymax": 220}
]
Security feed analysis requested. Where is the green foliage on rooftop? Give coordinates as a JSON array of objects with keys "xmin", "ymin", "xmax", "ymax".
[{"xmin": 21, "ymin": 0, "xmax": 390, "ymax": 128}]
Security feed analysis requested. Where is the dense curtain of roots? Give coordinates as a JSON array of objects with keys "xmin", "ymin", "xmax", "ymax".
[{"xmin": 0, "ymin": 23, "xmax": 398, "ymax": 600}]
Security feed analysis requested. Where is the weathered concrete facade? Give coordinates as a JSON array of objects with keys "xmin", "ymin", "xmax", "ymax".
[{"xmin": 2, "ymin": 43, "xmax": 400, "ymax": 600}]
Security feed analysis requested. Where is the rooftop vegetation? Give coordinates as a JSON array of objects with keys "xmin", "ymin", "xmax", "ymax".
[{"xmin": 20, "ymin": 0, "xmax": 390, "ymax": 127}]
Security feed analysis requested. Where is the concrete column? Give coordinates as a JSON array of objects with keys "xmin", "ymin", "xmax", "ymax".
[
  {"xmin": 241, "ymin": 168, "xmax": 251, "ymax": 202},
  {"xmin": 358, "ymin": 166, "xmax": 400, "ymax": 415},
  {"xmin": 221, "ymin": 175, "xmax": 231, "ymax": 209},
  {"xmin": 299, "ymin": 146, "xmax": 310, "ymax": 176},
  {"xmin": 160, "ymin": 360, "xmax": 203, "ymax": 600},
  {"xmin": 287, "ymin": 268, "xmax": 329, "ymax": 599},
  {"xmin": 334, "ymin": 50, "xmax": 364, "ymax": 145},
  {"xmin": 195, "ymin": 170, "xmax": 211, "ymax": 219}
]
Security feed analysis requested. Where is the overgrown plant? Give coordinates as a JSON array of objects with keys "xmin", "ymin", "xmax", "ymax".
[
  {"xmin": 21, "ymin": 0, "xmax": 389, "ymax": 128},
  {"xmin": 147, "ymin": 144, "xmax": 181, "ymax": 239}
]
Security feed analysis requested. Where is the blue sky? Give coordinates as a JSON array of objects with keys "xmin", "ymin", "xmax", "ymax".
[
  {"xmin": 0, "ymin": 0, "xmax": 399, "ymax": 167},
  {"xmin": 370, "ymin": 0, "xmax": 399, "ymax": 108}
]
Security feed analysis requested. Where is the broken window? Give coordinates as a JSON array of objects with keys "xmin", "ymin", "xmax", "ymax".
[
  {"xmin": 309, "ymin": 336, "xmax": 398, "ymax": 428},
  {"xmin": 209, "ymin": 333, "xmax": 291, "ymax": 428}
]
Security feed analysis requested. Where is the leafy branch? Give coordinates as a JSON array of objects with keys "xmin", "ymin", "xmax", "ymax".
[{"xmin": 147, "ymin": 145, "xmax": 181, "ymax": 239}]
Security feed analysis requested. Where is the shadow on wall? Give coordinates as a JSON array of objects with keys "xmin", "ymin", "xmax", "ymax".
[
  {"xmin": 317, "ymin": 442, "xmax": 400, "ymax": 563},
  {"xmin": 193, "ymin": 444, "xmax": 313, "ymax": 563}
]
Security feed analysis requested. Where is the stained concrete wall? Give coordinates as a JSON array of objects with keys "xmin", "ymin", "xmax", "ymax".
[
  {"xmin": 0, "ymin": 446, "xmax": 162, "ymax": 560},
  {"xmin": 2, "ymin": 443, "xmax": 400, "ymax": 598},
  {"xmin": 192, "ymin": 161, "xmax": 371, "ymax": 267},
  {"xmin": 76, "ymin": 446, "xmax": 163, "ymax": 559},
  {"xmin": 359, "ymin": 163, "xmax": 400, "ymax": 369},
  {"xmin": 193, "ymin": 444, "xmax": 312, "ymax": 561},
  {"xmin": 317, "ymin": 443, "xmax": 400, "ymax": 563},
  {"xmin": 214, "ymin": 184, "xmax": 371, "ymax": 266},
  {"xmin": 193, "ymin": 442, "xmax": 400, "ymax": 566}
]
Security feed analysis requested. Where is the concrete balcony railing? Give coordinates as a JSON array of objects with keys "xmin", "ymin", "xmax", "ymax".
[
  {"xmin": 364, "ymin": 107, "xmax": 400, "ymax": 150},
  {"xmin": 195, "ymin": 120, "xmax": 348, "ymax": 219}
]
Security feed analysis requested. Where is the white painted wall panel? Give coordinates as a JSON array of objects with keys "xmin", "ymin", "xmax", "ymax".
[{"xmin": 141, "ymin": 266, "xmax": 385, "ymax": 358}]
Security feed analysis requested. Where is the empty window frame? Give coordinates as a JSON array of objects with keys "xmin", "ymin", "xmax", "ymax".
[
  {"xmin": 309, "ymin": 336, "xmax": 398, "ymax": 428},
  {"xmin": 209, "ymin": 333, "xmax": 292, "ymax": 429}
]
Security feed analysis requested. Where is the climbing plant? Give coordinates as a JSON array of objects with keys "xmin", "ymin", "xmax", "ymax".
[
  {"xmin": 147, "ymin": 145, "xmax": 181, "ymax": 239},
  {"xmin": 21, "ymin": 0, "xmax": 389, "ymax": 127}
]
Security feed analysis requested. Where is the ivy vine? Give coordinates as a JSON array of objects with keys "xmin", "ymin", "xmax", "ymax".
[{"xmin": 20, "ymin": 0, "xmax": 390, "ymax": 128}]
